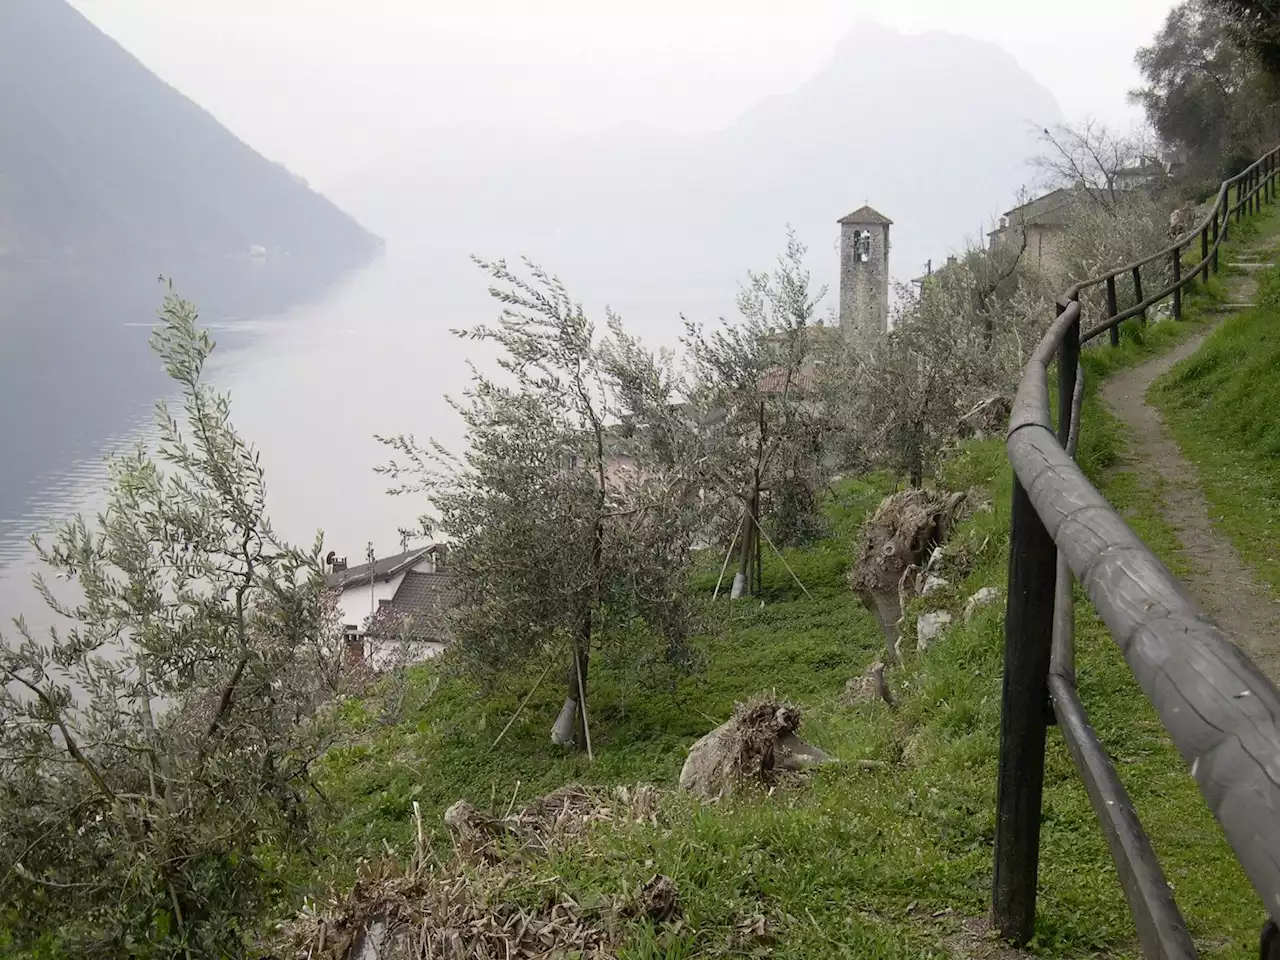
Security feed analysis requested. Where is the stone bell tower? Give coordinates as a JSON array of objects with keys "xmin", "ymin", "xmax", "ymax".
[{"xmin": 837, "ymin": 205, "xmax": 892, "ymax": 349}]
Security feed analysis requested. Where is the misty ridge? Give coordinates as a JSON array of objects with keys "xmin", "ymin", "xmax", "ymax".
[
  {"xmin": 0, "ymin": 0, "xmax": 1067, "ymax": 337},
  {"xmin": 331, "ymin": 21, "xmax": 1063, "ymax": 323},
  {"xmin": 0, "ymin": 0, "xmax": 379, "ymax": 270}
]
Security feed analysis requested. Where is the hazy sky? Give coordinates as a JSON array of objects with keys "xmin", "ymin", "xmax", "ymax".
[{"xmin": 71, "ymin": 1, "xmax": 1181, "ymax": 191}]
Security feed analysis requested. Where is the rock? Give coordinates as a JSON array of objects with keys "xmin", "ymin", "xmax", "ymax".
[
  {"xmin": 349, "ymin": 918, "xmax": 395, "ymax": 960},
  {"xmin": 848, "ymin": 488, "xmax": 971, "ymax": 659},
  {"xmin": 916, "ymin": 611, "xmax": 953, "ymax": 651},
  {"xmin": 964, "ymin": 586, "xmax": 1002, "ymax": 621},
  {"xmin": 921, "ymin": 575, "xmax": 951, "ymax": 597},
  {"xmin": 679, "ymin": 696, "xmax": 831, "ymax": 799},
  {"xmin": 775, "ymin": 730, "xmax": 832, "ymax": 771}
]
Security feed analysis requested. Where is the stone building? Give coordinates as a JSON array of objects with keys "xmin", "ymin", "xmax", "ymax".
[
  {"xmin": 837, "ymin": 205, "xmax": 892, "ymax": 349},
  {"xmin": 985, "ymin": 187, "xmax": 1083, "ymax": 277}
]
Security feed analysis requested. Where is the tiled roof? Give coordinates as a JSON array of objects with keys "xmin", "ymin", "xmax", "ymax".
[
  {"xmin": 758, "ymin": 366, "xmax": 818, "ymax": 395},
  {"xmin": 326, "ymin": 546, "xmax": 440, "ymax": 590},
  {"xmin": 373, "ymin": 571, "xmax": 459, "ymax": 639},
  {"xmin": 838, "ymin": 204, "xmax": 893, "ymax": 226}
]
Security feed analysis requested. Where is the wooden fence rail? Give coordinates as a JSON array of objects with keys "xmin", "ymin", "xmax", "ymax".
[{"xmin": 994, "ymin": 144, "xmax": 1280, "ymax": 960}]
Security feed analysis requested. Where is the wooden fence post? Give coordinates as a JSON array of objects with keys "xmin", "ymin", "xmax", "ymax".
[
  {"xmin": 992, "ymin": 303, "xmax": 1063, "ymax": 945},
  {"xmin": 1213, "ymin": 209, "xmax": 1221, "ymax": 274},
  {"xmin": 1172, "ymin": 246, "xmax": 1182, "ymax": 320},
  {"xmin": 1132, "ymin": 266, "xmax": 1146, "ymax": 324},
  {"xmin": 1106, "ymin": 275, "xmax": 1120, "ymax": 347},
  {"xmin": 1200, "ymin": 225, "xmax": 1209, "ymax": 282}
]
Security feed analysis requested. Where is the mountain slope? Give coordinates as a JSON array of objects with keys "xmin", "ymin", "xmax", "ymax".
[
  {"xmin": 333, "ymin": 21, "xmax": 1062, "ymax": 316},
  {"xmin": 0, "ymin": 0, "xmax": 379, "ymax": 266}
]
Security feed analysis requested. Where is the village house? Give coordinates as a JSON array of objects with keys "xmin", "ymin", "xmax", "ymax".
[
  {"xmin": 985, "ymin": 186, "xmax": 1083, "ymax": 276},
  {"xmin": 325, "ymin": 543, "xmax": 457, "ymax": 669},
  {"xmin": 983, "ymin": 161, "xmax": 1171, "ymax": 278}
]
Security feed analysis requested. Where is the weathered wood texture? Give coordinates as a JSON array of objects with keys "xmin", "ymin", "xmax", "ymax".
[
  {"xmin": 1050, "ymin": 362, "xmax": 1085, "ymax": 684},
  {"xmin": 992, "ymin": 475, "xmax": 1058, "ymax": 944},
  {"xmin": 996, "ymin": 146, "xmax": 1280, "ymax": 952},
  {"xmin": 1006, "ymin": 420, "xmax": 1280, "ymax": 925},
  {"xmin": 1172, "ymin": 246, "xmax": 1182, "ymax": 319},
  {"xmin": 1049, "ymin": 674, "xmax": 1197, "ymax": 959}
]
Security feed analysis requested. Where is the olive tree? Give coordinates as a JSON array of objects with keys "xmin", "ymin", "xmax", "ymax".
[
  {"xmin": 0, "ymin": 289, "xmax": 348, "ymax": 958},
  {"xmin": 676, "ymin": 231, "xmax": 831, "ymax": 597},
  {"xmin": 377, "ymin": 259, "xmax": 699, "ymax": 752},
  {"xmin": 824, "ymin": 246, "xmax": 1051, "ymax": 485}
]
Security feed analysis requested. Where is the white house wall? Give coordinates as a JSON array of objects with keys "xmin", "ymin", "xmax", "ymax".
[{"xmin": 337, "ymin": 571, "xmax": 406, "ymax": 632}]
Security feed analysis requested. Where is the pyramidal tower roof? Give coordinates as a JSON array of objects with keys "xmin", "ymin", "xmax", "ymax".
[{"xmin": 837, "ymin": 205, "xmax": 893, "ymax": 226}]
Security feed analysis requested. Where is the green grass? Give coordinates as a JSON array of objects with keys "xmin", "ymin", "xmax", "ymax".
[
  {"xmin": 1152, "ymin": 261, "xmax": 1280, "ymax": 595},
  {"xmin": 306, "ymin": 446, "xmax": 1263, "ymax": 958},
  {"xmin": 297, "ymin": 203, "xmax": 1280, "ymax": 959}
]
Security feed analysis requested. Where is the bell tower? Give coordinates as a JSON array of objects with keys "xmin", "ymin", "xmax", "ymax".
[{"xmin": 837, "ymin": 205, "xmax": 892, "ymax": 349}]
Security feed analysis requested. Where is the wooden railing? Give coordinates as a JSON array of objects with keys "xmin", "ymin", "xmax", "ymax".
[{"xmin": 994, "ymin": 144, "xmax": 1280, "ymax": 959}]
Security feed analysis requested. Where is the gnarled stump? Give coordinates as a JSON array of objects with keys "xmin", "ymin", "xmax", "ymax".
[
  {"xmin": 848, "ymin": 488, "xmax": 969, "ymax": 659},
  {"xmin": 679, "ymin": 696, "xmax": 830, "ymax": 799}
]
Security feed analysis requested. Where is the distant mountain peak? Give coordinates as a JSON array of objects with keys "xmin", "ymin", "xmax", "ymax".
[{"xmin": 0, "ymin": 0, "xmax": 379, "ymax": 267}]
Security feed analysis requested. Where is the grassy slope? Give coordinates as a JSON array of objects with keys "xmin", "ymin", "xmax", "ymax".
[
  {"xmin": 307, "ymin": 223, "xmax": 1278, "ymax": 959},
  {"xmin": 1153, "ymin": 210, "xmax": 1280, "ymax": 596}
]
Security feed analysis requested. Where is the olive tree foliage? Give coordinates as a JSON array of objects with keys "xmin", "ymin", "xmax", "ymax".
[
  {"xmin": 822, "ymin": 237, "xmax": 1053, "ymax": 484},
  {"xmin": 1133, "ymin": 1, "xmax": 1280, "ymax": 182},
  {"xmin": 0, "ymin": 290, "xmax": 349, "ymax": 958},
  {"xmin": 1054, "ymin": 194, "xmax": 1177, "ymax": 327},
  {"xmin": 673, "ymin": 231, "xmax": 831, "ymax": 596},
  {"xmin": 377, "ymin": 258, "xmax": 700, "ymax": 751}
]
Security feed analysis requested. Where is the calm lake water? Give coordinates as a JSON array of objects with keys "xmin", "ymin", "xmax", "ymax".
[{"xmin": 0, "ymin": 240, "xmax": 731, "ymax": 629}]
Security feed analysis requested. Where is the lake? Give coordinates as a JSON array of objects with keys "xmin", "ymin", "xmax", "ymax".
[{"xmin": 0, "ymin": 239, "xmax": 734, "ymax": 628}]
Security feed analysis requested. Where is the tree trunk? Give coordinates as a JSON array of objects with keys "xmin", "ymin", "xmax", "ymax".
[
  {"xmin": 907, "ymin": 422, "xmax": 924, "ymax": 488},
  {"xmin": 747, "ymin": 496, "xmax": 757, "ymax": 593},
  {"xmin": 731, "ymin": 490, "xmax": 758, "ymax": 599}
]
